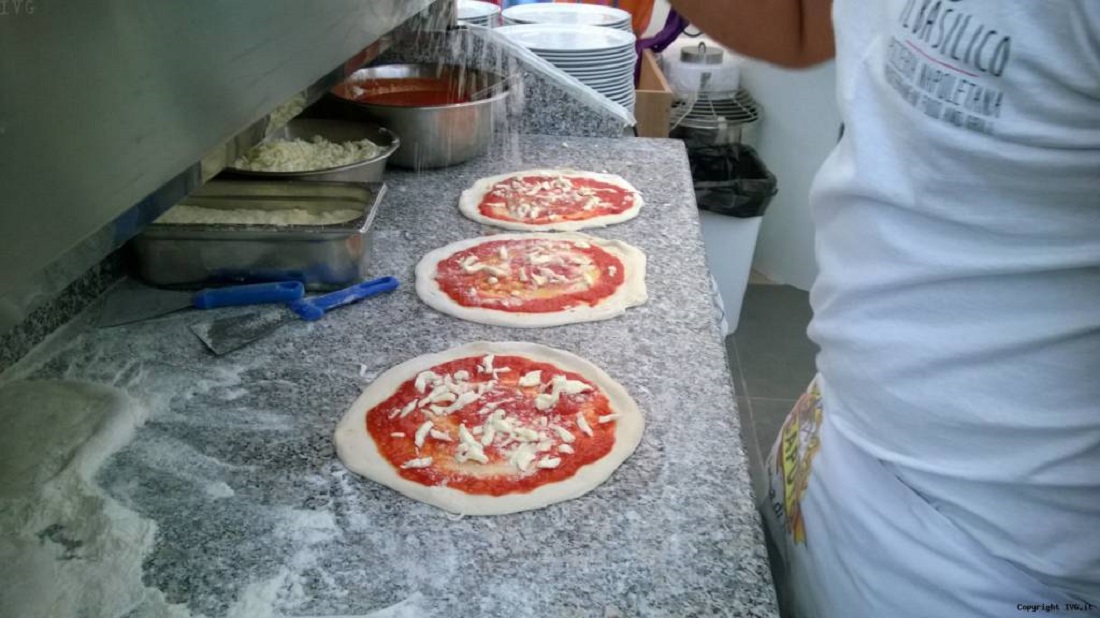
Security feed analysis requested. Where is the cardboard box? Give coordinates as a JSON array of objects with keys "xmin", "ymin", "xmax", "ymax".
[{"xmin": 635, "ymin": 49, "xmax": 673, "ymax": 138}]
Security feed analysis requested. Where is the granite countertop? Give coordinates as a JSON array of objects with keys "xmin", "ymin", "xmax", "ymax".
[{"xmin": 16, "ymin": 135, "xmax": 777, "ymax": 617}]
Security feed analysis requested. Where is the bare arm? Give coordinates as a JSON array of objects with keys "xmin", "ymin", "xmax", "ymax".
[{"xmin": 668, "ymin": 0, "xmax": 835, "ymax": 68}]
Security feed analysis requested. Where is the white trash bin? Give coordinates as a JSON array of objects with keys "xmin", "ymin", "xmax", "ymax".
[
  {"xmin": 701, "ymin": 211, "xmax": 764, "ymax": 335},
  {"xmin": 691, "ymin": 144, "xmax": 777, "ymax": 336}
]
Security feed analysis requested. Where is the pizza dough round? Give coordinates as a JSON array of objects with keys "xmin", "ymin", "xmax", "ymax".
[
  {"xmin": 458, "ymin": 169, "xmax": 644, "ymax": 232},
  {"xmin": 415, "ymin": 232, "xmax": 647, "ymax": 328},
  {"xmin": 333, "ymin": 341, "xmax": 645, "ymax": 516}
]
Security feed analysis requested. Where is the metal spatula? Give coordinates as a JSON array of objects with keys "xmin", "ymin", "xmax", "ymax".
[
  {"xmin": 97, "ymin": 280, "xmax": 305, "ymax": 328},
  {"xmin": 189, "ymin": 276, "xmax": 399, "ymax": 356}
]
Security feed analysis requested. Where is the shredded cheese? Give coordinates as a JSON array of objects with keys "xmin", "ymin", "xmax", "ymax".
[
  {"xmin": 550, "ymin": 424, "xmax": 576, "ymax": 443},
  {"xmin": 509, "ymin": 443, "xmax": 538, "ymax": 472},
  {"xmin": 414, "ymin": 421, "xmax": 434, "ymax": 448},
  {"xmin": 414, "ymin": 371, "xmax": 440, "ymax": 394},
  {"xmin": 536, "ymin": 457, "xmax": 561, "ymax": 469},
  {"xmin": 439, "ymin": 391, "xmax": 480, "ymax": 415},
  {"xmin": 576, "ymin": 412, "xmax": 594, "ymax": 437},
  {"xmin": 480, "ymin": 424, "xmax": 496, "ymax": 447},
  {"xmin": 514, "ymin": 427, "xmax": 540, "ymax": 442},
  {"xmin": 233, "ymin": 134, "xmax": 383, "ymax": 173},
  {"xmin": 455, "ymin": 423, "xmax": 490, "ymax": 464},
  {"xmin": 479, "ymin": 355, "xmax": 495, "ymax": 374},
  {"xmin": 534, "ymin": 393, "xmax": 556, "ymax": 412},
  {"xmin": 401, "ymin": 457, "xmax": 433, "ymax": 469}
]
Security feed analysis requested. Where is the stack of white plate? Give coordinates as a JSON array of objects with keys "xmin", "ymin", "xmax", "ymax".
[
  {"xmin": 502, "ymin": 3, "xmax": 632, "ymax": 32},
  {"xmin": 498, "ymin": 23, "xmax": 637, "ymax": 111},
  {"xmin": 457, "ymin": 0, "xmax": 501, "ymax": 27}
]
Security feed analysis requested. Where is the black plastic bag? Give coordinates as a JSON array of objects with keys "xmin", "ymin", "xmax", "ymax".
[{"xmin": 688, "ymin": 144, "xmax": 778, "ymax": 218}]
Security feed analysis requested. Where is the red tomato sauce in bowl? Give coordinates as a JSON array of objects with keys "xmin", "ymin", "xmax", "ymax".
[{"xmin": 339, "ymin": 78, "xmax": 472, "ymax": 107}]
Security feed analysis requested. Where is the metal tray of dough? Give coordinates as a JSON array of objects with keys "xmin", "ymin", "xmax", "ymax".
[{"xmin": 133, "ymin": 180, "xmax": 385, "ymax": 290}]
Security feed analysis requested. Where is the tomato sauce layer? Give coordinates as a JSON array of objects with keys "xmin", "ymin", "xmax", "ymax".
[
  {"xmin": 366, "ymin": 355, "xmax": 617, "ymax": 495},
  {"xmin": 435, "ymin": 238, "xmax": 625, "ymax": 314},
  {"xmin": 342, "ymin": 78, "xmax": 471, "ymax": 107},
  {"xmin": 478, "ymin": 175, "xmax": 636, "ymax": 225}
]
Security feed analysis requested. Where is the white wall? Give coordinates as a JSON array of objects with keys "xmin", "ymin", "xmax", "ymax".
[
  {"xmin": 648, "ymin": 2, "xmax": 840, "ymax": 291},
  {"xmin": 739, "ymin": 59, "xmax": 840, "ymax": 290}
]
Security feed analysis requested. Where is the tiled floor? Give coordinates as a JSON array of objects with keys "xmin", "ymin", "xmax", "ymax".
[
  {"xmin": 728, "ymin": 283, "xmax": 818, "ymax": 497},
  {"xmin": 728, "ymin": 284, "xmax": 817, "ymax": 618}
]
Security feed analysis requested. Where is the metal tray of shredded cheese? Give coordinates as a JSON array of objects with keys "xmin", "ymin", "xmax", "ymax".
[{"xmin": 134, "ymin": 180, "xmax": 385, "ymax": 290}]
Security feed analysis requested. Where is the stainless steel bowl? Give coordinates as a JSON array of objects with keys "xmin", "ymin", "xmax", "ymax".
[
  {"xmin": 329, "ymin": 64, "xmax": 508, "ymax": 170},
  {"xmin": 223, "ymin": 118, "xmax": 399, "ymax": 182}
]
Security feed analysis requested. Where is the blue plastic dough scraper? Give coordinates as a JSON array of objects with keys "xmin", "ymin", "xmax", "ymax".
[
  {"xmin": 97, "ymin": 280, "xmax": 306, "ymax": 327},
  {"xmin": 189, "ymin": 276, "xmax": 399, "ymax": 356}
]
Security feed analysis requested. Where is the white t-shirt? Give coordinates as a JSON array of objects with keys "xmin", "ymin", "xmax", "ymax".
[{"xmin": 809, "ymin": 0, "xmax": 1100, "ymax": 602}]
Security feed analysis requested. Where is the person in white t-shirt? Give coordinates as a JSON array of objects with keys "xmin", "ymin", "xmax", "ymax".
[{"xmin": 669, "ymin": 1, "xmax": 1100, "ymax": 616}]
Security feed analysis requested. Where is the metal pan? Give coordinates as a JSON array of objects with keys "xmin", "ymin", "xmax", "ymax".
[
  {"xmin": 134, "ymin": 180, "xmax": 385, "ymax": 290},
  {"xmin": 222, "ymin": 119, "xmax": 399, "ymax": 183}
]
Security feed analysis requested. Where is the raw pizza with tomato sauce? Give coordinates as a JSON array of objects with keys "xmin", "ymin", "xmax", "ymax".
[
  {"xmin": 334, "ymin": 342, "xmax": 644, "ymax": 515},
  {"xmin": 415, "ymin": 232, "xmax": 647, "ymax": 328},
  {"xmin": 458, "ymin": 169, "xmax": 644, "ymax": 231}
]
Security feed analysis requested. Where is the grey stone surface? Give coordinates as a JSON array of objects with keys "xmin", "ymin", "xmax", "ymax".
[
  {"xmin": 16, "ymin": 135, "xmax": 777, "ymax": 617},
  {"xmin": 0, "ymin": 251, "xmax": 124, "ymax": 374}
]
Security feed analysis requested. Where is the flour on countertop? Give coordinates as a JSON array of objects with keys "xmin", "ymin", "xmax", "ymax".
[
  {"xmin": 0, "ymin": 376, "xmax": 403, "ymax": 618},
  {"xmin": 2, "ymin": 135, "xmax": 777, "ymax": 616},
  {"xmin": 155, "ymin": 205, "xmax": 363, "ymax": 226},
  {"xmin": 0, "ymin": 380, "xmax": 191, "ymax": 618}
]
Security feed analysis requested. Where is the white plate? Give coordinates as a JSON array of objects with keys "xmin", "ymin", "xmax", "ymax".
[
  {"xmin": 502, "ymin": 3, "xmax": 631, "ymax": 28},
  {"xmin": 565, "ymin": 65, "xmax": 633, "ymax": 77},
  {"xmin": 559, "ymin": 67, "xmax": 635, "ymax": 81},
  {"xmin": 460, "ymin": 17, "xmax": 495, "ymax": 27},
  {"xmin": 535, "ymin": 44, "xmax": 636, "ymax": 56},
  {"xmin": 533, "ymin": 46, "xmax": 635, "ymax": 58},
  {"xmin": 508, "ymin": 18, "xmax": 631, "ymax": 31},
  {"xmin": 457, "ymin": 0, "xmax": 500, "ymax": 20},
  {"xmin": 497, "ymin": 23, "xmax": 635, "ymax": 53},
  {"xmin": 541, "ymin": 55, "xmax": 636, "ymax": 69},
  {"xmin": 577, "ymin": 75, "xmax": 634, "ymax": 90},
  {"xmin": 562, "ymin": 65, "xmax": 634, "ymax": 78},
  {"xmin": 593, "ymin": 87, "xmax": 635, "ymax": 100},
  {"xmin": 611, "ymin": 92, "xmax": 637, "ymax": 105},
  {"xmin": 545, "ymin": 55, "xmax": 636, "ymax": 68},
  {"xmin": 552, "ymin": 66, "xmax": 634, "ymax": 79},
  {"xmin": 504, "ymin": 17, "xmax": 633, "ymax": 33},
  {"xmin": 597, "ymin": 84, "xmax": 636, "ymax": 97},
  {"xmin": 538, "ymin": 48, "xmax": 636, "ymax": 59}
]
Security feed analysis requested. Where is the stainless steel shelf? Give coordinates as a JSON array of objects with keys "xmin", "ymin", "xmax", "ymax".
[{"xmin": 0, "ymin": 0, "xmax": 445, "ymax": 334}]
